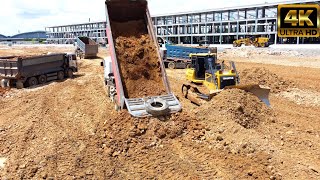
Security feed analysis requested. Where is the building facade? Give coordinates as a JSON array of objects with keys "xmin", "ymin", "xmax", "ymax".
[
  {"xmin": 152, "ymin": 0, "xmax": 320, "ymax": 45},
  {"xmin": 46, "ymin": 0, "xmax": 320, "ymax": 44},
  {"xmin": 45, "ymin": 22, "xmax": 107, "ymax": 44}
]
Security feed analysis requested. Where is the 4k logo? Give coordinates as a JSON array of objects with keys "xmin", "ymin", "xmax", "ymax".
[{"xmin": 278, "ymin": 4, "xmax": 320, "ymax": 37}]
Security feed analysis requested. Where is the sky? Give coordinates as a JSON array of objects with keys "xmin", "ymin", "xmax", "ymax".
[{"xmin": 0, "ymin": 0, "xmax": 281, "ymax": 36}]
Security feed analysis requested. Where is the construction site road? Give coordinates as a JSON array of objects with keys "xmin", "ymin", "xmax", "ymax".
[{"xmin": 0, "ymin": 45, "xmax": 320, "ymax": 179}]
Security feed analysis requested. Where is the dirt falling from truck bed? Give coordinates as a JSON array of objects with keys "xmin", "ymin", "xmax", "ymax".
[{"xmin": 113, "ymin": 20, "xmax": 166, "ymax": 98}]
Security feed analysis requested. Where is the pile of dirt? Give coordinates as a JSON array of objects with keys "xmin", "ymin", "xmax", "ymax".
[
  {"xmin": 113, "ymin": 20, "xmax": 165, "ymax": 98},
  {"xmin": 0, "ymin": 46, "xmax": 75, "ymax": 57},
  {"xmin": 94, "ymin": 111, "xmax": 206, "ymax": 157},
  {"xmin": 240, "ymin": 67, "xmax": 294, "ymax": 93},
  {"xmin": 198, "ymin": 89, "xmax": 273, "ymax": 129}
]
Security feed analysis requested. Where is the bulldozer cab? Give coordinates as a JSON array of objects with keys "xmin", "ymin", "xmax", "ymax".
[{"xmin": 190, "ymin": 53, "xmax": 217, "ymax": 80}]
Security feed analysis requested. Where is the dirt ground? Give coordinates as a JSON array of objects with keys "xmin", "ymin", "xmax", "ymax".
[{"xmin": 0, "ymin": 45, "xmax": 320, "ymax": 179}]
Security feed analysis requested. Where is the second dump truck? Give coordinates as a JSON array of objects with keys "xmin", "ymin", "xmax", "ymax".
[
  {"xmin": 75, "ymin": 37, "xmax": 99, "ymax": 58},
  {"xmin": 0, "ymin": 53, "xmax": 78, "ymax": 89}
]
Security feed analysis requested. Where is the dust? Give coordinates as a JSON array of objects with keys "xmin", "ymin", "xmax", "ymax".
[
  {"xmin": 240, "ymin": 67, "xmax": 294, "ymax": 93},
  {"xmin": 113, "ymin": 20, "xmax": 165, "ymax": 98},
  {"xmin": 198, "ymin": 89, "xmax": 273, "ymax": 129}
]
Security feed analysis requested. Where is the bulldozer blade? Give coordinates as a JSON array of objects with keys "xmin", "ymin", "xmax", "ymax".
[{"xmin": 225, "ymin": 84, "xmax": 271, "ymax": 106}]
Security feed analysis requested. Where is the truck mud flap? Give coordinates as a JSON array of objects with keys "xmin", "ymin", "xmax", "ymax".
[{"xmin": 125, "ymin": 94, "xmax": 182, "ymax": 117}]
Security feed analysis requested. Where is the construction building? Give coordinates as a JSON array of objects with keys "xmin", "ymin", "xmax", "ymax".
[
  {"xmin": 45, "ymin": 0, "xmax": 320, "ymax": 44},
  {"xmin": 46, "ymin": 22, "xmax": 107, "ymax": 44}
]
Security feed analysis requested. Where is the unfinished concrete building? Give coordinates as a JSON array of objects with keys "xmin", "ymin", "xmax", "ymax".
[
  {"xmin": 46, "ymin": 0, "xmax": 320, "ymax": 44},
  {"xmin": 46, "ymin": 22, "xmax": 107, "ymax": 44},
  {"xmin": 153, "ymin": 0, "xmax": 320, "ymax": 44}
]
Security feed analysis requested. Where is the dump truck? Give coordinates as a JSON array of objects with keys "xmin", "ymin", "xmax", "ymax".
[
  {"xmin": 104, "ymin": 0, "xmax": 182, "ymax": 117},
  {"xmin": 158, "ymin": 37, "xmax": 217, "ymax": 69},
  {"xmin": 75, "ymin": 37, "xmax": 99, "ymax": 59},
  {"xmin": 161, "ymin": 44, "xmax": 217, "ymax": 69},
  {"xmin": 0, "ymin": 53, "xmax": 78, "ymax": 89}
]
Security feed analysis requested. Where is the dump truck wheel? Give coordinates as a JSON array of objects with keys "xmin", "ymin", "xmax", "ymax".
[
  {"xmin": 145, "ymin": 98, "xmax": 170, "ymax": 116},
  {"xmin": 168, "ymin": 62, "xmax": 176, "ymax": 69},
  {"xmin": 233, "ymin": 43, "xmax": 237, "ymax": 47},
  {"xmin": 186, "ymin": 64, "xmax": 192, "ymax": 69},
  {"xmin": 57, "ymin": 71, "xmax": 64, "ymax": 80},
  {"xmin": 67, "ymin": 69, "xmax": 73, "ymax": 78},
  {"xmin": 27, "ymin": 77, "xmax": 38, "ymax": 87},
  {"xmin": 261, "ymin": 43, "xmax": 265, "ymax": 48},
  {"xmin": 38, "ymin": 75, "xmax": 47, "ymax": 84},
  {"xmin": 0, "ymin": 79, "xmax": 8, "ymax": 88},
  {"xmin": 16, "ymin": 81, "xmax": 24, "ymax": 89}
]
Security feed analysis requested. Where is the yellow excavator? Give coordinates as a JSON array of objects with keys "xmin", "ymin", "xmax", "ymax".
[{"xmin": 182, "ymin": 53, "xmax": 270, "ymax": 106}]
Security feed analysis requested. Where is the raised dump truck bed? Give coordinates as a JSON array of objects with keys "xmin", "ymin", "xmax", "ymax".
[
  {"xmin": 104, "ymin": 0, "xmax": 182, "ymax": 117},
  {"xmin": 0, "ymin": 53, "xmax": 78, "ymax": 88}
]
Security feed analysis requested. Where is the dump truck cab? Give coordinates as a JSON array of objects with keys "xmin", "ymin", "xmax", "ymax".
[{"xmin": 186, "ymin": 53, "xmax": 238, "ymax": 91}]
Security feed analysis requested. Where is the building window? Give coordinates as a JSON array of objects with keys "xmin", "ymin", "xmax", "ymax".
[
  {"xmin": 214, "ymin": 12, "xmax": 222, "ymax": 21},
  {"xmin": 265, "ymin": 8, "xmax": 276, "ymax": 18}
]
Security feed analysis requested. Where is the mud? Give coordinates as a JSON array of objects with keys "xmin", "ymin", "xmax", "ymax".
[
  {"xmin": 240, "ymin": 67, "xmax": 294, "ymax": 93},
  {"xmin": 113, "ymin": 20, "xmax": 165, "ymax": 98}
]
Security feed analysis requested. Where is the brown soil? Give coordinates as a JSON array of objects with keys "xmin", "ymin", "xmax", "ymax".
[
  {"xmin": 0, "ymin": 87, "xmax": 8, "ymax": 96},
  {"xmin": 1, "ymin": 46, "xmax": 320, "ymax": 179},
  {"xmin": 198, "ymin": 89, "xmax": 273, "ymax": 129},
  {"xmin": 240, "ymin": 67, "xmax": 294, "ymax": 93},
  {"xmin": 113, "ymin": 20, "xmax": 165, "ymax": 98}
]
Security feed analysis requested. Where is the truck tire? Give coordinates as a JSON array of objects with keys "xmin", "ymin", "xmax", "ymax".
[
  {"xmin": 168, "ymin": 62, "xmax": 176, "ymax": 69},
  {"xmin": 27, "ymin": 77, "xmax": 38, "ymax": 87},
  {"xmin": 38, "ymin": 75, "xmax": 47, "ymax": 84},
  {"xmin": 67, "ymin": 69, "xmax": 73, "ymax": 78},
  {"xmin": 186, "ymin": 64, "xmax": 192, "ymax": 69},
  {"xmin": 0, "ymin": 79, "xmax": 8, "ymax": 88},
  {"xmin": 16, "ymin": 81, "xmax": 24, "ymax": 89},
  {"xmin": 145, "ymin": 98, "xmax": 170, "ymax": 117},
  {"xmin": 57, "ymin": 71, "xmax": 64, "ymax": 80}
]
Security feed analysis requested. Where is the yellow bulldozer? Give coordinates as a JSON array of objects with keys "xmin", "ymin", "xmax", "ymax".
[
  {"xmin": 182, "ymin": 53, "xmax": 270, "ymax": 106},
  {"xmin": 233, "ymin": 37, "xmax": 270, "ymax": 48}
]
